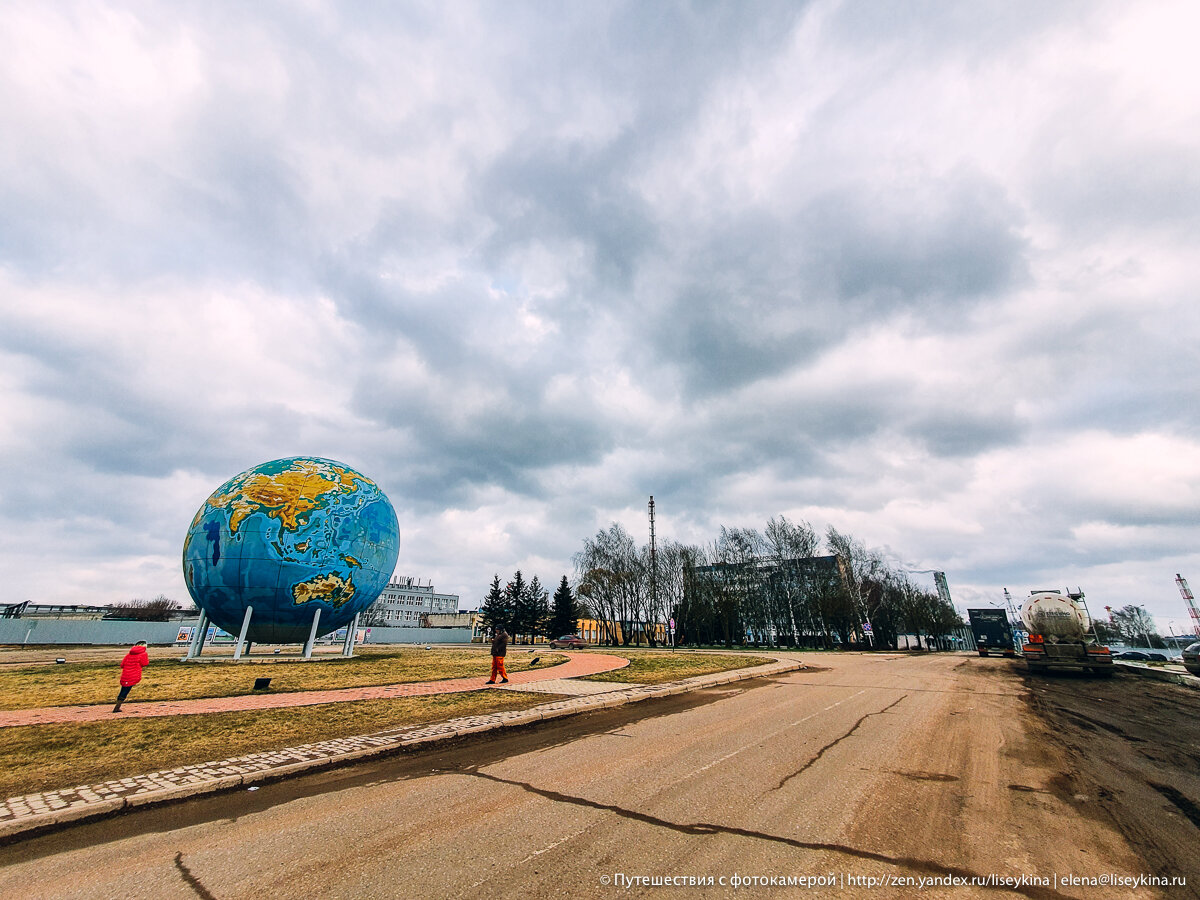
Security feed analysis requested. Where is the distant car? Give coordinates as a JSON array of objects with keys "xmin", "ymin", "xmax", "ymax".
[
  {"xmin": 1113, "ymin": 651, "xmax": 1150, "ymax": 660},
  {"xmin": 1183, "ymin": 642, "xmax": 1200, "ymax": 676},
  {"xmin": 549, "ymin": 634, "xmax": 587, "ymax": 649},
  {"xmin": 1145, "ymin": 652, "xmax": 1168, "ymax": 662}
]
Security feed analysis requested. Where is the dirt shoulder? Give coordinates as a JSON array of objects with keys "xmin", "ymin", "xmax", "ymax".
[{"xmin": 1023, "ymin": 662, "xmax": 1200, "ymax": 894}]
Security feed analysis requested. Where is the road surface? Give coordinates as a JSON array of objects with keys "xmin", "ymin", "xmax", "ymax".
[{"xmin": 0, "ymin": 653, "xmax": 1191, "ymax": 898}]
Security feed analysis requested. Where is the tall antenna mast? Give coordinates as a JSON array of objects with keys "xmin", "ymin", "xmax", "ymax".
[
  {"xmin": 648, "ymin": 496, "xmax": 658, "ymax": 626},
  {"xmin": 1177, "ymin": 574, "xmax": 1200, "ymax": 637}
]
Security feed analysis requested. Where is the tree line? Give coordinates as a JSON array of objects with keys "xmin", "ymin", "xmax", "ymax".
[
  {"xmin": 478, "ymin": 572, "xmax": 583, "ymax": 643},
  {"xmin": 104, "ymin": 595, "xmax": 188, "ymax": 621},
  {"xmin": 1092, "ymin": 605, "xmax": 1166, "ymax": 648},
  {"xmin": 573, "ymin": 516, "xmax": 963, "ymax": 650}
]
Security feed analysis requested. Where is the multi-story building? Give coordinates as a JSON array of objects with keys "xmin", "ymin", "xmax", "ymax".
[{"xmin": 368, "ymin": 576, "xmax": 459, "ymax": 627}]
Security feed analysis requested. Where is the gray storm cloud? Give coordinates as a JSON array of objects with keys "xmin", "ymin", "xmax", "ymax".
[{"xmin": 0, "ymin": 0, "xmax": 1197, "ymax": 623}]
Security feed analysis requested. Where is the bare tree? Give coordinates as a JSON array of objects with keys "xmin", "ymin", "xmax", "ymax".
[
  {"xmin": 1109, "ymin": 605, "xmax": 1162, "ymax": 648},
  {"xmin": 827, "ymin": 527, "xmax": 888, "ymax": 647},
  {"xmin": 104, "ymin": 595, "xmax": 184, "ymax": 622},
  {"xmin": 764, "ymin": 516, "xmax": 819, "ymax": 646},
  {"xmin": 359, "ymin": 603, "xmax": 389, "ymax": 628},
  {"xmin": 652, "ymin": 540, "xmax": 694, "ymax": 645},
  {"xmin": 573, "ymin": 513, "xmax": 954, "ymax": 653},
  {"xmin": 714, "ymin": 527, "xmax": 770, "ymax": 644},
  {"xmin": 576, "ymin": 523, "xmax": 650, "ymax": 645}
]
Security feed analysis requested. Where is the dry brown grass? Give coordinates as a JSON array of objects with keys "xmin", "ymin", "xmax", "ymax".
[
  {"xmin": 0, "ymin": 647, "xmax": 566, "ymax": 709},
  {"xmin": 0, "ymin": 647, "xmax": 780, "ymax": 799},
  {"xmin": 0, "ymin": 690, "xmax": 557, "ymax": 798}
]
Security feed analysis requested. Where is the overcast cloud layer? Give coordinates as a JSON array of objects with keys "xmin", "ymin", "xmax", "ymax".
[{"xmin": 2, "ymin": 1, "xmax": 1198, "ymax": 628}]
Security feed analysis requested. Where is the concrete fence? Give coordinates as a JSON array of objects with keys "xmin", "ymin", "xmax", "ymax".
[
  {"xmin": 358, "ymin": 626, "xmax": 473, "ymax": 645},
  {"xmin": 0, "ymin": 618, "xmax": 473, "ymax": 647},
  {"xmin": 0, "ymin": 618, "xmax": 191, "ymax": 647}
]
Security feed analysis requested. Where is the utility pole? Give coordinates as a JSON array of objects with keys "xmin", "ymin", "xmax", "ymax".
[
  {"xmin": 1003, "ymin": 588, "xmax": 1025, "ymax": 649},
  {"xmin": 1002, "ymin": 588, "xmax": 1019, "ymax": 622}
]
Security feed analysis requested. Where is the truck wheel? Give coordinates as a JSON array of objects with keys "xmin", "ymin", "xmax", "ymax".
[{"xmin": 978, "ymin": 650, "xmax": 988, "ymax": 657}]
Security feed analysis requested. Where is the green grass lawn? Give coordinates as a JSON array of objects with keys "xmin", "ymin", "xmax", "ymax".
[
  {"xmin": 581, "ymin": 649, "xmax": 777, "ymax": 684},
  {"xmin": 0, "ymin": 691, "xmax": 557, "ymax": 798},
  {"xmin": 0, "ymin": 648, "xmax": 567, "ymax": 709}
]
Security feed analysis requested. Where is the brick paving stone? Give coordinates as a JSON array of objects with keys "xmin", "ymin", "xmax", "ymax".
[{"xmin": 498, "ymin": 677, "xmax": 643, "ymax": 696}]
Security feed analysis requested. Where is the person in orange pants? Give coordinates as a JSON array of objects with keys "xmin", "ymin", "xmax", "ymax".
[{"xmin": 487, "ymin": 627, "xmax": 509, "ymax": 683}]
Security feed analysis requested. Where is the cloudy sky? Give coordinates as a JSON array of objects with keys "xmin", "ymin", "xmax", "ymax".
[{"xmin": 2, "ymin": 0, "xmax": 1198, "ymax": 632}]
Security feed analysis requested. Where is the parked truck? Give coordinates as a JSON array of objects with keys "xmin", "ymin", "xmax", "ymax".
[
  {"xmin": 1020, "ymin": 589, "xmax": 1113, "ymax": 676},
  {"xmin": 967, "ymin": 608, "xmax": 1016, "ymax": 657}
]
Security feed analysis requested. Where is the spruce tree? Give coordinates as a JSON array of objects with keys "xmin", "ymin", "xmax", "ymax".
[
  {"xmin": 505, "ymin": 570, "xmax": 531, "ymax": 642},
  {"xmin": 528, "ymin": 575, "xmax": 551, "ymax": 639},
  {"xmin": 480, "ymin": 574, "xmax": 507, "ymax": 635},
  {"xmin": 550, "ymin": 575, "xmax": 579, "ymax": 638}
]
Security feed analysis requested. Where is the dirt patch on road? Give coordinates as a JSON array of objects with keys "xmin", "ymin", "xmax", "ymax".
[{"xmin": 1024, "ymin": 666, "xmax": 1200, "ymax": 893}]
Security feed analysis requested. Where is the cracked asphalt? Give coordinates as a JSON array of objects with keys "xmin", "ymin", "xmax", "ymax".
[{"xmin": 0, "ymin": 653, "xmax": 1188, "ymax": 899}]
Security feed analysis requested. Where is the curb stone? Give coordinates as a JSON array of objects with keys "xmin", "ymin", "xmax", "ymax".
[
  {"xmin": 1113, "ymin": 661, "xmax": 1200, "ymax": 689},
  {"xmin": 0, "ymin": 657, "xmax": 801, "ymax": 843}
]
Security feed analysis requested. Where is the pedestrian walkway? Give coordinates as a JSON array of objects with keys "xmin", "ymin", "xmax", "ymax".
[
  {"xmin": 0, "ymin": 655, "xmax": 804, "ymax": 841},
  {"xmin": 0, "ymin": 652, "xmax": 631, "ymax": 728},
  {"xmin": 497, "ymin": 677, "xmax": 637, "ymax": 696}
]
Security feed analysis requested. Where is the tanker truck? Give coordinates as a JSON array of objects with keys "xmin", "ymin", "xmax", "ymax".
[{"xmin": 1020, "ymin": 589, "xmax": 1113, "ymax": 676}]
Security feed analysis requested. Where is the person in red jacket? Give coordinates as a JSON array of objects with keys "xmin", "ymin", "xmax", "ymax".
[{"xmin": 113, "ymin": 641, "xmax": 149, "ymax": 712}]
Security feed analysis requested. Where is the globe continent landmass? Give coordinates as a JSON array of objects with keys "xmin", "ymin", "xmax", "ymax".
[{"xmin": 183, "ymin": 457, "xmax": 399, "ymax": 643}]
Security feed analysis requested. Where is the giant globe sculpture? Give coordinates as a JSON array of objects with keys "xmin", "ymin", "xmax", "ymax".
[{"xmin": 183, "ymin": 457, "xmax": 400, "ymax": 644}]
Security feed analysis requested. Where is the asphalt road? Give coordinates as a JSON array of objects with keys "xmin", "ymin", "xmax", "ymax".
[{"xmin": 0, "ymin": 653, "xmax": 1190, "ymax": 899}]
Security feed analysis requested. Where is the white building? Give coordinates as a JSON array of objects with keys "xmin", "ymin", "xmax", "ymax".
[{"xmin": 369, "ymin": 576, "xmax": 459, "ymax": 626}]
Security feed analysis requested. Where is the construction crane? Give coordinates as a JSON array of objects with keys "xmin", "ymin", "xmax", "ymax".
[
  {"xmin": 1002, "ymin": 588, "xmax": 1021, "ymax": 622},
  {"xmin": 1176, "ymin": 574, "xmax": 1200, "ymax": 638}
]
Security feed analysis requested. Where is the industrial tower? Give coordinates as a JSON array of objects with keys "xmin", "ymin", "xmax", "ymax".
[
  {"xmin": 648, "ymin": 496, "xmax": 658, "ymax": 625},
  {"xmin": 1176, "ymin": 574, "xmax": 1200, "ymax": 637}
]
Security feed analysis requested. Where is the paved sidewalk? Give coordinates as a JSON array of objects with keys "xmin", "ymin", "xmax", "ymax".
[
  {"xmin": 0, "ymin": 655, "xmax": 803, "ymax": 841},
  {"xmin": 497, "ymin": 678, "xmax": 636, "ymax": 696},
  {"xmin": 0, "ymin": 652, "xmax": 631, "ymax": 727}
]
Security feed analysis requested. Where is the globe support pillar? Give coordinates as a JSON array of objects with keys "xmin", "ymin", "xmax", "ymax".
[
  {"xmin": 233, "ymin": 606, "xmax": 254, "ymax": 660},
  {"xmin": 341, "ymin": 613, "xmax": 360, "ymax": 658},
  {"xmin": 303, "ymin": 608, "xmax": 322, "ymax": 659},
  {"xmin": 186, "ymin": 610, "xmax": 210, "ymax": 660}
]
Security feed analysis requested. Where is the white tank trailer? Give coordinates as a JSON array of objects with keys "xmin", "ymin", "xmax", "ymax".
[{"xmin": 1020, "ymin": 590, "xmax": 1114, "ymax": 676}]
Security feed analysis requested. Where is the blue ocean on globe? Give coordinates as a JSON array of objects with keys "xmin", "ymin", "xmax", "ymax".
[{"xmin": 182, "ymin": 457, "xmax": 400, "ymax": 643}]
